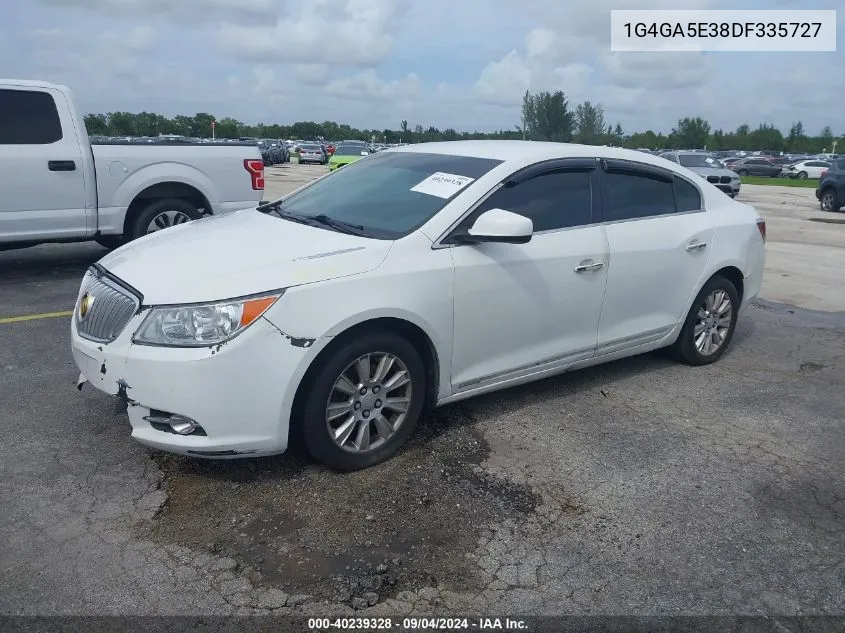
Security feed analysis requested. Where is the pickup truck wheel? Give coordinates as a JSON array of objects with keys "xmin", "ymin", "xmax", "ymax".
[
  {"xmin": 820, "ymin": 189, "xmax": 841, "ymax": 212},
  {"xmin": 131, "ymin": 198, "xmax": 202, "ymax": 240}
]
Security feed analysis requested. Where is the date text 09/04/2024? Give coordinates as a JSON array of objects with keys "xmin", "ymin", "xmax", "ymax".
[{"xmin": 307, "ymin": 617, "xmax": 529, "ymax": 630}]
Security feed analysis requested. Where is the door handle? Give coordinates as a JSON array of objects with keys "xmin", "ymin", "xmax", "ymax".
[
  {"xmin": 686, "ymin": 241, "xmax": 707, "ymax": 252},
  {"xmin": 48, "ymin": 160, "xmax": 76, "ymax": 171},
  {"xmin": 574, "ymin": 261, "xmax": 604, "ymax": 272}
]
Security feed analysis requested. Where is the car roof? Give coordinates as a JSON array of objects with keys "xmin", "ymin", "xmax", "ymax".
[{"xmin": 383, "ymin": 140, "xmax": 700, "ymax": 170}]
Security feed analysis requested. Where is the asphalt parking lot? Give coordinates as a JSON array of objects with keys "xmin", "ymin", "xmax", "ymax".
[{"xmin": 1, "ymin": 164, "xmax": 843, "ymax": 617}]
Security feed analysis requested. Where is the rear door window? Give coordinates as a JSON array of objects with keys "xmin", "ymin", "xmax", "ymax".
[{"xmin": 0, "ymin": 89, "xmax": 63, "ymax": 144}]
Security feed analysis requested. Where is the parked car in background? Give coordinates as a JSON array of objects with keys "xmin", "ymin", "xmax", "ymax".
[
  {"xmin": 661, "ymin": 151, "xmax": 740, "ymax": 197},
  {"xmin": 261, "ymin": 139, "xmax": 288, "ymax": 164},
  {"xmin": 328, "ymin": 143, "xmax": 371, "ymax": 171},
  {"xmin": 816, "ymin": 159, "xmax": 845, "ymax": 212},
  {"xmin": 0, "ymin": 79, "xmax": 264, "ymax": 249},
  {"xmin": 782, "ymin": 160, "xmax": 831, "ymax": 180},
  {"xmin": 71, "ymin": 140, "xmax": 765, "ymax": 469},
  {"xmin": 727, "ymin": 157, "xmax": 783, "ymax": 177},
  {"xmin": 325, "ymin": 143, "xmax": 336, "ymax": 155},
  {"xmin": 298, "ymin": 143, "xmax": 328, "ymax": 165}
]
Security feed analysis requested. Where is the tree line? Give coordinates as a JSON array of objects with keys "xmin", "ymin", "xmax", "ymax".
[{"xmin": 83, "ymin": 90, "xmax": 842, "ymax": 153}]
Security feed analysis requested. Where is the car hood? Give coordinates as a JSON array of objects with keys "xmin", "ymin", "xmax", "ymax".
[
  {"xmin": 98, "ymin": 209, "xmax": 392, "ymax": 304},
  {"xmin": 686, "ymin": 166, "xmax": 737, "ymax": 178},
  {"xmin": 331, "ymin": 155, "xmax": 364, "ymax": 164}
]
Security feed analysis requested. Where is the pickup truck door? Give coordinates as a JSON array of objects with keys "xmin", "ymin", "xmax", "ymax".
[{"xmin": 0, "ymin": 86, "xmax": 91, "ymax": 242}]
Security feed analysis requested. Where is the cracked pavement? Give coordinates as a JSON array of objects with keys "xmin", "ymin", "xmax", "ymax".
[{"xmin": 0, "ymin": 174, "xmax": 843, "ymax": 616}]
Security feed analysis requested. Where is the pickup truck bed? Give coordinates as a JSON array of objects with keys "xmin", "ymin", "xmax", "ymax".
[{"xmin": 1, "ymin": 79, "xmax": 265, "ymax": 249}]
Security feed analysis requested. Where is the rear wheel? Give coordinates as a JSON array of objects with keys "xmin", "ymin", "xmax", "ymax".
[
  {"xmin": 671, "ymin": 276, "xmax": 739, "ymax": 366},
  {"xmin": 130, "ymin": 198, "xmax": 202, "ymax": 240},
  {"xmin": 820, "ymin": 188, "xmax": 841, "ymax": 212},
  {"xmin": 299, "ymin": 331, "xmax": 426, "ymax": 471}
]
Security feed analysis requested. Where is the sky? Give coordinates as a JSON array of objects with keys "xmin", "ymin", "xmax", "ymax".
[{"xmin": 1, "ymin": 0, "xmax": 842, "ymax": 135}]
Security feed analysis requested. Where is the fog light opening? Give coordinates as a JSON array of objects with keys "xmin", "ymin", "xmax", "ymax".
[
  {"xmin": 144, "ymin": 411, "xmax": 206, "ymax": 436},
  {"xmin": 169, "ymin": 416, "xmax": 198, "ymax": 435}
]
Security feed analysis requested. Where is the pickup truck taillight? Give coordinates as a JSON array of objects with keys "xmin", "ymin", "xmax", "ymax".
[
  {"xmin": 756, "ymin": 218, "xmax": 766, "ymax": 242},
  {"xmin": 820, "ymin": 169, "xmax": 828, "ymax": 178},
  {"xmin": 244, "ymin": 159, "xmax": 265, "ymax": 190}
]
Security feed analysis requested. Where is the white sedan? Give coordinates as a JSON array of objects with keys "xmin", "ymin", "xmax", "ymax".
[
  {"xmin": 71, "ymin": 141, "xmax": 766, "ymax": 470},
  {"xmin": 782, "ymin": 160, "xmax": 831, "ymax": 179}
]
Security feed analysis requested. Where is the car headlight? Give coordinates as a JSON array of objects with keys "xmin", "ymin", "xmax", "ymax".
[{"xmin": 132, "ymin": 293, "xmax": 282, "ymax": 347}]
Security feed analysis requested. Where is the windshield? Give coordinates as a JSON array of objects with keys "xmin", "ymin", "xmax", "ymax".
[
  {"xmin": 335, "ymin": 145, "xmax": 368, "ymax": 156},
  {"xmin": 678, "ymin": 154, "xmax": 722, "ymax": 168},
  {"xmin": 276, "ymin": 151, "xmax": 503, "ymax": 239}
]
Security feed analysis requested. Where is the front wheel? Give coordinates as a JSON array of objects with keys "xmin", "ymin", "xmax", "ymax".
[
  {"xmin": 737, "ymin": 169, "xmax": 748, "ymax": 176},
  {"xmin": 670, "ymin": 276, "xmax": 739, "ymax": 366},
  {"xmin": 797, "ymin": 171, "xmax": 808, "ymax": 180},
  {"xmin": 299, "ymin": 331, "xmax": 426, "ymax": 471}
]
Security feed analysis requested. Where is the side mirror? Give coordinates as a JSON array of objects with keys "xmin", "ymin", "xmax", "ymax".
[{"xmin": 458, "ymin": 209, "xmax": 533, "ymax": 244}]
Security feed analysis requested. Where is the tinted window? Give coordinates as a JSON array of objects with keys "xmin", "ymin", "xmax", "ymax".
[
  {"xmin": 0, "ymin": 89, "xmax": 63, "ymax": 144},
  {"xmin": 674, "ymin": 177, "xmax": 702, "ymax": 212},
  {"xmin": 279, "ymin": 151, "xmax": 502, "ymax": 239},
  {"xmin": 678, "ymin": 154, "xmax": 721, "ymax": 168},
  {"xmin": 604, "ymin": 169, "xmax": 676, "ymax": 221},
  {"xmin": 476, "ymin": 169, "xmax": 593, "ymax": 232},
  {"xmin": 335, "ymin": 145, "xmax": 368, "ymax": 156}
]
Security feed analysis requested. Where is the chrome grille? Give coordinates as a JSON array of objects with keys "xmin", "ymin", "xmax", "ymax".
[{"xmin": 75, "ymin": 270, "xmax": 139, "ymax": 344}]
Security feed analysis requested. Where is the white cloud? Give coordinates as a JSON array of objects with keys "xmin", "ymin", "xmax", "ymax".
[
  {"xmin": 324, "ymin": 70, "xmax": 422, "ymax": 101},
  {"xmin": 216, "ymin": 0, "xmax": 409, "ymax": 67},
  {"xmin": 7, "ymin": 0, "xmax": 843, "ymax": 135}
]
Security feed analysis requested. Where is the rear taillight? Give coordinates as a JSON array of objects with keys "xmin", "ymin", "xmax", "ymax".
[
  {"xmin": 820, "ymin": 169, "xmax": 828, "ymax": 178},
  {"xmin": 244, "ymin": 159, "xmax": 264, "ymax": 190},
  {"xmin": 756, "ymin": 218, "xmax": 766, "ymax": 242}
]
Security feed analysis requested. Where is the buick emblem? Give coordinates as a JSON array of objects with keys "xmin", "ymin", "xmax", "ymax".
[{"xmin": 78, "ymin": 293, "xmax": 95, "ymax": 320}]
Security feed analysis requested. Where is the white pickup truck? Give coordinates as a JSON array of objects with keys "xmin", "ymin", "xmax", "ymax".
[{"xmin": 0, "ymin": 79, "xmax": 265, "ymax": 250}]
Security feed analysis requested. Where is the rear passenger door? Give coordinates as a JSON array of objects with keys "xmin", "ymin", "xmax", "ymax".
[
  {"xmin": 0, "ymin": 87, "xmax": 90, "ymax": 241},
  {"xmin": 595, "ymin": 160, "xmax": 713, "ymax": 355}
]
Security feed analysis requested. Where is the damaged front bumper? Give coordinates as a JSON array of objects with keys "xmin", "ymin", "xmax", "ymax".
[{"xmin": 71, "ymin": 313, "xmax": 315, "ymax": 458}]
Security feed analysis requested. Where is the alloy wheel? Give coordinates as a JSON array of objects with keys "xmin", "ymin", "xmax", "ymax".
[
  {"xmin": 146, "ymin": 210, "xmax": 193, "ymax": 233},
  {"xmin": 694, "ymin": 289, "xmax": 733, "ymax": 356},
  {"xmin": 325, "ymin": 352, "xmax": 412, "ymax": 453},
  {"xmin": 821, "ymin": 192, "xmax": 836, "ymax": 212}
]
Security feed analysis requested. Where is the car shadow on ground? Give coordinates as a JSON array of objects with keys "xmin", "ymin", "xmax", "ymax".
[{"xmin": 0, "ymin": 243, "xmax": 107, "ymax": 283}]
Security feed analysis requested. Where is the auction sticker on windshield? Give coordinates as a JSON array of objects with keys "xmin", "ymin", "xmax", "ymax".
[{"xmin": 411, "ymin": 172, "xmax": 475, "ymax": 199}]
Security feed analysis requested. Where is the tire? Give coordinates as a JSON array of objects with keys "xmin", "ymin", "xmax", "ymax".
[
  {"xmin": 670, "ymin": 275, "xmax": 740, "ymax": 366},
  {"xmin": 94, "ymin": 235, "xmax": 125, "ymax": 250},
  {"xmin": 797, "ymin": 171, "xmax": 808, "ymax": 180},
  {"xmin": 299, "ymin": 330, "xmax": 426, "ymax": 471},
  {"xmin": 130, "ymin": 198, "xmax": 202, "ymax": 240},
  {"xmin": 820, "ymin": 188, "xmax": 841, "ymax": 212},
  {"xmin": 737, "ymin": 169, "xmax": 748, "ymax": 176}
]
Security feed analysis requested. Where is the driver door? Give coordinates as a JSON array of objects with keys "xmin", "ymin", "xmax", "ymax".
[{"xmin": 445, "ymin": 159, "xmax": 610, "ymax": 393}]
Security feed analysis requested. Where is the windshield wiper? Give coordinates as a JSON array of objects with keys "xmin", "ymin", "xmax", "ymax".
[
  {"xmin": 308, "ymin": 214, "xmax": 369, "ymax": 236},
  {"xmin": 257, "ymin": 202, "xmax": 368, "ymax": 236}
]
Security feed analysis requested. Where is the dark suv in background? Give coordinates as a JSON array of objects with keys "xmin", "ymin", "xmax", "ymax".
[{"xmin": 816, "ymin": 159, "xmax": 845, "ymax": 212}]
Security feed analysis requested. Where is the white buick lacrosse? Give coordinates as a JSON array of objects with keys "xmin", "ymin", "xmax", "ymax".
[{"xmin": 72, "ymin": 141, "xmax": 766, "ymax": 470}]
